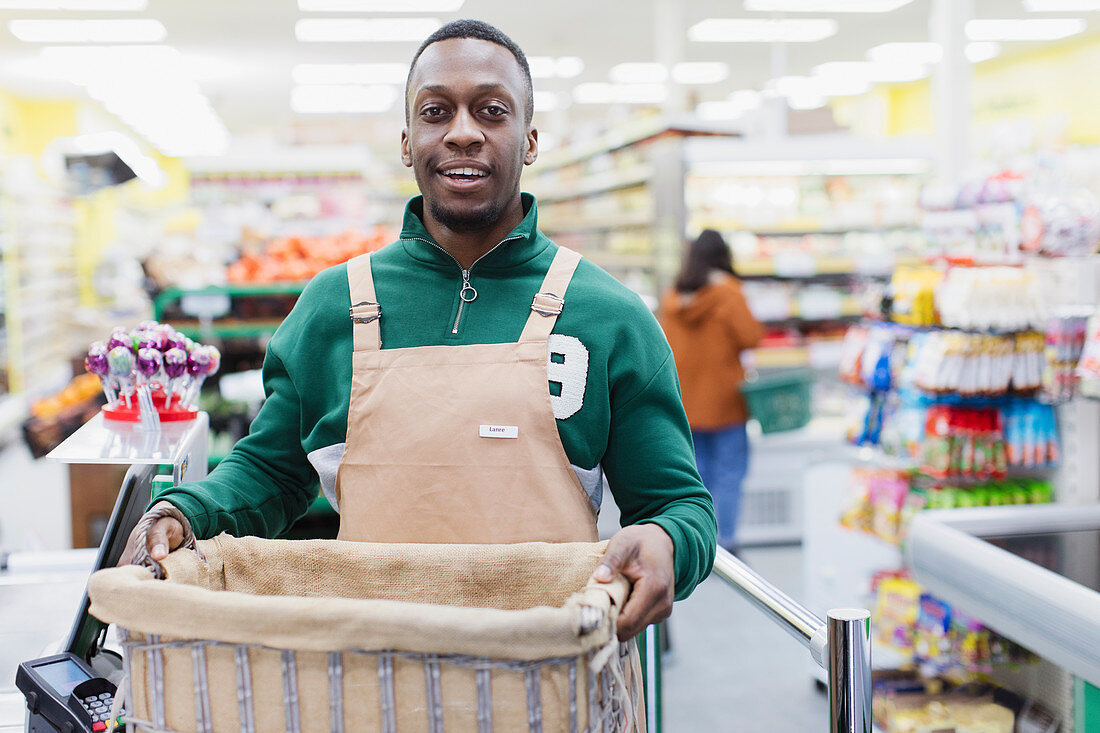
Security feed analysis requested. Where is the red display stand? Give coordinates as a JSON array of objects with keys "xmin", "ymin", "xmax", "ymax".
[{"xmin": 101, "ymin": 387, "xmax": 197, "ymax": 423}]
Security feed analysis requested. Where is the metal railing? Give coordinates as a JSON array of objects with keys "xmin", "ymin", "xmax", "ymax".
[{"xmin": 711, "ymin": 546, "xmax": 872, "ymax": 733}]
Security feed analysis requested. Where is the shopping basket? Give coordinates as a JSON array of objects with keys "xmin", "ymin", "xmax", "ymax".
[
  {"xmin": 88, "ymin": 529, "xmax": 644, "ymax": 733},
  {"xmin": 740, "ymin": 368, "xmax": 814, "ymax": 434}
]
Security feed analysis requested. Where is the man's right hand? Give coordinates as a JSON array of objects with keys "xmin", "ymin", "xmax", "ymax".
[{"xmin": 118, "ymin": 501, "xmax": 186, "ymax": 567}]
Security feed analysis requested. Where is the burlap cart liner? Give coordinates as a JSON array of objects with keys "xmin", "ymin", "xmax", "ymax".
[{"xmin": 89, "ymin": 535, "xmax": 629, "ymax": 660}]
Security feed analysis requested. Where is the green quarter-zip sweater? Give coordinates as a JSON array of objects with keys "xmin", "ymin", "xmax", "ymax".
[{"xmin": 158, "ymin": 194, "xmax": 716, "ymax": 600}]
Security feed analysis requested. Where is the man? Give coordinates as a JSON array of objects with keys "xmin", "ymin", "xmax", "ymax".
[{"xmin": 124, "ymin": 19, "xmax": 716, "ymax": 640}]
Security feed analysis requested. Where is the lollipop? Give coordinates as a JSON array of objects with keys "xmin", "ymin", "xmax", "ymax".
[
  {"xmin": 137, "ymin": 319, "xmax": 159, "ymax": 332},
  {"xmin": 164, "ymin": 330, "xmax": 187, "ymax": 353},
  {"xmin": 163, "ymin": 347, "xmax": 188, "ymax": 407},
  {"xmin": 106, "ymin": 328, "xmax": 131, "ymax": 352},
  {"xmin": 183, "ymin": 345, "xmax": 217, "ymax": 407},
  {"xmin": 135, "ymin": 347, "xmax": 163, "ymax": 421},
  {"xmin": 107, "ymin": 346, "xmax": 136, "ymax": 408},
  {"xmin": 84, "ymin": 341, "xmax": 116, "ymax": 405},
  {"xmin": 134, "ymin": 330, "xmax": 159, "ymax": 352}
]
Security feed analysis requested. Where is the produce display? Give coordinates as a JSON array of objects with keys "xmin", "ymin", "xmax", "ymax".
[
  {"xmin": 226, "ymin": 228, "xmax": 390, "ymax": 283},
  {"xmin": 84, "ymin": 320, "xmax": 220, "ymax": 422}
]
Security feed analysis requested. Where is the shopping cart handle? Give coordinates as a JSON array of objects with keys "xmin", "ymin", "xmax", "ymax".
[{"xmin": 129, "ymin": 503, "xmax": 202, "ymax": 579}]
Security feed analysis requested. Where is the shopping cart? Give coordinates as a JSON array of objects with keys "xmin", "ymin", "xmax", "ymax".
[{"xmin": 87, "ymin": 514, "xmax": 645, "ymax": 733}]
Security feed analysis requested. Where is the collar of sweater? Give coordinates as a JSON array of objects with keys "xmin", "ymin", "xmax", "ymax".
[{"xmin": 398, "ymin": 192, "xmax": 550, "ymax": 272}]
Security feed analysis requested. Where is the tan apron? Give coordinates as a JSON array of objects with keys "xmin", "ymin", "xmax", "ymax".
[
  {"xmin": 334, "ymin": 245, "xmax": 599, "ymax": 544},
  {"xmin": 332, "ymin": 246, "xmax": 646, "ymax": 731}
]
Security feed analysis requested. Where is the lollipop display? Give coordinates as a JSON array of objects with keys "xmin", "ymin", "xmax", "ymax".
[
  {"xmin": 84, "ymin": 341, "xmax": 116, "ymax": 405},
  {"xmin": 84, "ymin": 320, "xmax": 218, "ymax": 423}
]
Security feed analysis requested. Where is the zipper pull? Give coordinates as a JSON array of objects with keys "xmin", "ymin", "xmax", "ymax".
[
  {"xmin": 459, "ymin": 269, "xmax": 478, "ymax": 304},
  {"xmin": 452, "ymin": 269, "xmax": 478, "ymax": 335}
]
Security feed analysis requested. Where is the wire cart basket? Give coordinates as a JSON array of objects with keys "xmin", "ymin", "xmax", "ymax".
[{"xmin": 88, "ymin": 534, "xmax": 644, "ymax": 733}]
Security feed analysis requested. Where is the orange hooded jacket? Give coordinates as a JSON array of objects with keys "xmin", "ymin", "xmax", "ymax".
[{"xmin": 659, "ymin": 274, "xmax": 764, "ymax": 430}]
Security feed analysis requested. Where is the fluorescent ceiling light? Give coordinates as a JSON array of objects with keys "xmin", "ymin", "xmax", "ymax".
[
  {"xmin": 689, "ymin": 18, "xmax": 837, "ymax": 43},
  {"xmin": 1024, "ymin": 0, "xmax": 1100, "ymax": 10},
  {"xmin": 966, "ymin": 41, "xmax": 1001, "ymax": 63},
  {"xmin": 572, "ymin": 82, "xmax": 667, "ymax": 105},
  {"xmin": 527, "ymin": 55, "xmax": 584, "ymax": 79},
  {"xmin": 295, "ymin": 17, "xmax": 441, "ymax": 42},
  {"xmin": 672, "ymin": 61, "xmax": 729, "ymax": 84},
  {"xmin": 292, "ymin": 62, "xmax": 407, "ymax": 85},
  {"xmin": 8, "ymin": 18, "xmax": 166, "ymax": 42},
  {"xmin": 533, "ymin": 90, "xmax": 569, "ymax": 112},
  {"xmin": 692, "ymin": 158, "xmax": 929, "ymax": 177},
  {"xmin": 298, "ymin": 0, "xmax": 462, "ymax": 10},
  {"xmin": 866, "ymin": 41, "xmax": 942, "ymax": 64},
  {"xmin": 813, "ymin": 60, "xmax": 928, "ymax": 83},
  {"xmin": 291, "ymin": 84, "xmax": 398, "ymax": 113},
  {"xmin": 744, "ymin": 0, "xmax": 914, "ymax": 10},
  {"xmin": 965, "ymin": 18, "xmax": 1086, "ymax": 41},
  {"xmin": 610, "ymin": 62, "xmax": 668, "ymax": 84},
  {"xmin": 730, "ymin": 89, "xmax": 763, "ymax": 107},
  {"xmin": 0, "ymin": 0, "xmax": 146, "ymax": 8}
]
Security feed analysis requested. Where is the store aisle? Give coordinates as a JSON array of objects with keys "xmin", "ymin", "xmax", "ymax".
[{"xmin": 663, "ymin": 545, "xmax": 828, "ymax": 732}]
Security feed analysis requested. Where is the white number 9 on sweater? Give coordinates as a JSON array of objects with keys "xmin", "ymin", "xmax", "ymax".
[{"xmin": 547, "ymin": 334, "xmax": 588, "ymax": 420}]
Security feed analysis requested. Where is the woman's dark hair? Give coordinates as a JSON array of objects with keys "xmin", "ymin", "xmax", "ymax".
[{"xmin": 674, "ymin": 229, "xmax": 735, "ymax": 293}]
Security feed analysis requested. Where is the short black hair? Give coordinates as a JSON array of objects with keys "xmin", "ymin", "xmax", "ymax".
[{"xmin": 405, "ymin": 19, "xmax": 534, "ymax": 124}]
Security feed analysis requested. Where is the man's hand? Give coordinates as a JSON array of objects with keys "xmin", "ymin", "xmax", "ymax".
[
  {"xmin": 592, "ymin": 523, "xmax": 675, "ymax": 641},
  {"xmin": 118, "ymin": 501, "xmax": 186, "ymax": 567}
]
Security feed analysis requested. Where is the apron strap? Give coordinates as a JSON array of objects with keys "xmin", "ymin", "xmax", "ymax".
[
  {"xmin": 518, "ymin": 246, "xmax": 582, "ymax": 344},
  {"xmin": 347, "ymin": 253, "xmax": 382, "ymax": 352}
]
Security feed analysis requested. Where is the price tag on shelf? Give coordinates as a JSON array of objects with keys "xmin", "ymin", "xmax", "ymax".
[
  {"xmin": 180, "ymin": 293, "xmax": 231, "ymax": 320},
  {"xmin": 772, "ymin": 251, "xmax": 817, "ymax": 278}
]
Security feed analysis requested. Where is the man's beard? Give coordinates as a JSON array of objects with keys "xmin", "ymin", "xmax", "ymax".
[{"xmin": 428, "ymin": 196, "xmax": 506, "ymax": 233}]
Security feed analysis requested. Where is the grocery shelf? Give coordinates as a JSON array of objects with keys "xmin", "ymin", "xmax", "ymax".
[
  {"xmin": 534, "ymin": 164, "xmax": 653, "ymax": 203},
  {"xmin": 154, "ymin": 282, "xmax": 308, "ymax": 313},
  {"xmin": 171, "ymin": 319, "xmax": 286, "ymax": 340},
  {"xmin": 539, "ymin": 211, "xmax": 656, "ymax": 233},
  {"xmin": 736, "ymin": 254, "xmax": 921, "ymax": 279}
]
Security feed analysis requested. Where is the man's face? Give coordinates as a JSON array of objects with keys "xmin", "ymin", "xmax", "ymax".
[{"xmin": 402, "ymin": 38, "xmax": 537, "ymax": 233}]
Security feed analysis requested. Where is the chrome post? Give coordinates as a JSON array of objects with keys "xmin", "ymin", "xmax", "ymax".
[
  {"xmin": 711, "ymin": 547, "xmax": 872, "ymax": 732},
  {"xmin": 827, "ymin": 609, "xmax": 872, "ymax": 733}
]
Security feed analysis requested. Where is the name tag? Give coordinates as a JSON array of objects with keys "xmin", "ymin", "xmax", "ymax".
[{"xmin": 479, "ymin": 424, "xmax": 518, "ymax": 439}]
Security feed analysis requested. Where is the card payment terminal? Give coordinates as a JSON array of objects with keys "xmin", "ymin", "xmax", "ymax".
[{"xmin": 15, "ymin": 653, "xmax": 124, "ymax": 732}]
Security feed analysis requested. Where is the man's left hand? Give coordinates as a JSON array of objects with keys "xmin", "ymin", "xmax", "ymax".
[{"xmin": 592, "ymin": 523, "xmax": 675, "ymax": 640}]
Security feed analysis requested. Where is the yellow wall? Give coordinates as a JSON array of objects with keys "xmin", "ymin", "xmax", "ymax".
[{"xmin": 833, "ymin": 30, "xmax": 1100, "ymax": 146}]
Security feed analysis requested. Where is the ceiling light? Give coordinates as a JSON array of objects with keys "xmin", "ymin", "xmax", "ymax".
[
  {"xmin": 610, "ymin": 62, "xmax": 668, "ymax": 84},
  {"xmin": 965, "ymin": 18, "xmax": 1086, "ymax": 41},
  {"xmin": 8, "ymin": 18, "xmax": 166, "ymax": 42},
  {"xmin": 528, "ymin": 55, "xmax": 583, "ymax": 79},
  {"xmin": 291, "ymin": 84, "xmax": 398, "ymax": 113},
  {"xmin": 813, "ymin": 60, "xmax": 928, "ymax": 83},
  {"xmin": 0, "ymin": 0, "xmax": 146, "ymax": 8},
  {"xmin": 965, "ymin": 41, "xmax": 1001, "ymax": 63},
  {"xmin": 533, "ymin": 90, "xmax": 568, "ymax": 112},
  {"xmin": 1023, "ymin": 0, "xmax": 1100, "ymax": 10},
  {"xmin": 572, "ymin": 82, "xmax": 667, "ymax": 105},
  {"xmin": 555, "ymin": 57, "xmax": 583, "ymax": 78},
  {"xmin": 866, "ymin": 41, "xmax": 942, "ymax": 64},
  {"xmin": 689, "ymin": 18, "xmax": 838, "ymax": 43},
  {"xmin": 292, "ymin": 62, "xmax": 407, "ymax": 85},
  {"xmin": 294, "ymin": 17, "xmax": 441, "ymax": 42},
  {"xmin": 298, "ymin": 0, "xmax": 462, "ymax": 9},
  {"xmin": 744, "ymin": 0, "xmax": 914, "ymax": 10},
  {"xmin": 672, "ymin": 61, "xmax": 729, "ymax": 84},
  {"xmin": 772, "ymin": 74, "xmax": 870, "ymax": 97},
  {"xmin": 728, "ymin": 89, "xmax": 763, "ymax": 109}
]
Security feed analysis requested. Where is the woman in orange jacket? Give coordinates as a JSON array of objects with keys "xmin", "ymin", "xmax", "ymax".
[{"xmin": 659, "ymin": 230, "xmax": 763, "ymax": 551}]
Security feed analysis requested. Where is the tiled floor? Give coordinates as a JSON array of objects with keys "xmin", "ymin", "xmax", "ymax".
[{"xmin": 662, "ymin": 545, "xmax": 828, "ymax": 732}]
